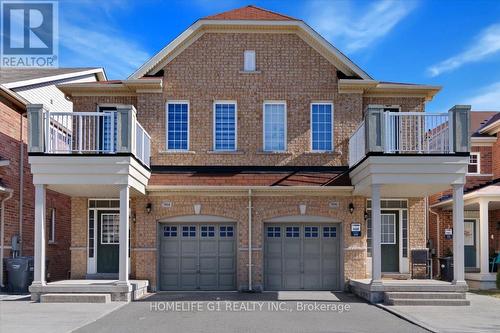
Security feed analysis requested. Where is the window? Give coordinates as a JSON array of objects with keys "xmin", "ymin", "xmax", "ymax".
[
  {"xmin": 304, "ymin": 226, "xmax": 319, "ymax": 238},
  {"xmin": 201, "ymin": 225, "xmax": 215, "ymax": 238},
  {"xmin": 163, "ymin": 226, "xmax": 177, "ymax": 237},
  {"xmin": 311, "ymin": 103, "xmax": 333, "ymax": 151},
  {"xmin": 166, "ymin": 101, "xmax": 189, "ymax": 150},
  {"xmin": 88, "ymin": 210, "xmax": 94, "ymax": 258},
  {"xmin": 267, "ymin": 226, "xmax": 281, "ymax": 238},
  {"xmin": 244, "ymin": 50, "xmax": 256, "ymax": 71},
  {"xmin": 263, "ymin": 102, "xmax": 286, "ymax": 151},
  {"xmin": 101, "ymin": 214, "xmax": 119, "ymax": 244},
  {"xmin": 220, "ymin": 225, "xmax": 234, "ymax": 238},
  {"xmin": 48, "ymin": 208, "xmax": 55, "ymax": 243},
  {"xmin": 468, "ymin": 152, "xmax": 480, "ymax": 174},
  {"xmin": 381, "ymin": 215, "xmax": 396, "ymax": 244},
  {"xmin": 286, "ymin": 226, "xmax": 300, "ymax": 238},
  {"xmin": 182, "ymin": 225, "xmax": 196, "ymax": 237},
  {"xmin": 213, "ymin": 102, "xmax": 237, "ymax": 151},
  {"xmin": 323, "ymin": 226, "xmax": 337, "ymax": 238}
]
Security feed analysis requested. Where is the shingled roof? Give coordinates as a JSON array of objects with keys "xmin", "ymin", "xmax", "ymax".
[{"xmin": 203, "ymin": 5, "xmax": 298, "ymax": 21}]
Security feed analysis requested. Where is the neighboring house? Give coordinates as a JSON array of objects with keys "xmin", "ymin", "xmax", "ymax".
[
  {"xmin": 429, "ymin": 111, "xmax": 500, "ymax": 289},
  {"xmin": 26, "ymin": 6, "xmax": 471, "ymax": 303},
  {"xmin": 0, "ymin": 68, "xmax": 106, "ymax": 286}
]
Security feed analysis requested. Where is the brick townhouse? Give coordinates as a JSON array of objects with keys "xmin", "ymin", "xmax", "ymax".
[
  {"xmin": 26, "ymin": 6, "xmax": 473, "ymax": 304},
  {"xmin": 429, "ymin": 111, "xmax": 500, "ymax": 289},
  {"xmin": 0, "ymin": 68, "xmax": 106, "ymax": 286}
]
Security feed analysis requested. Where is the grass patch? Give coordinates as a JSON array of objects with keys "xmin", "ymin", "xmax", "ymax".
[{"xmin": 471, "ymin": 290, "xmax": 500, "ymax": 299}]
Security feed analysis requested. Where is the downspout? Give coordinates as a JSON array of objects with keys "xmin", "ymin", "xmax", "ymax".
[
  {"xmin": 429, "ymin": 206, "xmax": 441, "ymax": 270},
  {"xmin": 18, "ymin": 112, "xmax": 24, "ymax": 256},
  {"xmin": 1, "ymin": 189, "xmax": 14, "ymax": 287},
  {"xmin": 248, "ymin": 189, "xmax": 253, "ymax": 292}
]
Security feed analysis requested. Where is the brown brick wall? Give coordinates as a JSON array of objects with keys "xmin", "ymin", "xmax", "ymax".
[
  {"xmin": 493, "ymin": 136, "xmax": 500, "ymax": 179},
  {"xmin": 71, "ymin": 32, "xmax": 426, "ymax": 167},
  {"xmin": 69, "ymin": 194, "xmax": 426, "ymax": 290},
  {"xmin": 0, "ymin": 99, "xmax": 71, "ymax": 281}
]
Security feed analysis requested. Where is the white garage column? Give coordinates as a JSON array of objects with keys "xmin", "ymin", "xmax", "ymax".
[
  {"xmin": 118, "ymin": 185, "xmax": 130, "ymax": 285},
  {"xmin": 479, "ymin": 199, "xmax": 490, "ymax": 275},
  {"xmin": 452, "ymin": 184, "xmax": 466, "ymax": 285},
  {"xmin": 371, "ymin": 184, "xmax": 382, "ymax": 284},
  {"xmin": 32, "ymin": 184, "xmax": 46, "ymax": 286}
]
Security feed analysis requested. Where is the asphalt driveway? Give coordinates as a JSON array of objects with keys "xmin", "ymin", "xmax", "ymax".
[{"xmin": 75, "ymin": 292, "xmax": 429, "ymax": 333}]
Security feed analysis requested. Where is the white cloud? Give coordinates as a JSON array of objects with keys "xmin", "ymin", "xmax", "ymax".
[
  {"xmin": 465, "ymin": 81, "xmax": 500, "ymax": 110},
  {"xmin": 59, "ymin": 21, "xmax": 150, "ymax": 79},
  {"xmin": 306, "ymin": 0, "xmax": 417, "ymax": 53},
  {"xmin": 428, "ymin": 24, "xmax": 500, "ymax": 77}
]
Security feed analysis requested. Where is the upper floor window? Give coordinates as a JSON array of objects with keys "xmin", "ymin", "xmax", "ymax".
[
  {"xmin": 468, "ymin": 152, "xmax": 480, "ymax": 174},
  {"xmin": 166, "ymin": 101, "xmax": 189, "ymax": 150},
  {"xmin": 213, "ymin": 101, "xmax": 237, "ymax": 151},
  {"xmin": 244, "ymin": 50, "xmax": 256, "ymax": 71},
  {"xmin": 311, "ymin": 102, "xmax": 333, "ymax": 151},
  {"xmin": 263, "ymin": 101, "xmax": 286, "ymax": 152}
]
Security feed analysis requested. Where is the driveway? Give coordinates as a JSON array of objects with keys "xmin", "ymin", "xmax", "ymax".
[{"xmin": 75, "ymin": 292, "xmax": 428, "ymax": 333}]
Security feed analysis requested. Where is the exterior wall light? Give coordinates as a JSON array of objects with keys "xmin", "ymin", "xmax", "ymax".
[
  {"xmin": 348, "ymin": 203, "xmax": 355, "ymax": 214},
  {"xmin": 146, "ymin": 203, "xmax": 152, "ymax": 214},
  {"xmin": 364, "ymin": 210, "xmax": 369, "ymax": 220}
]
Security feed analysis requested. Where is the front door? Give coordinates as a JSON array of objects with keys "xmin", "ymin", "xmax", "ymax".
[
  {"xmin": 464, "ymin": 220, "xmax": 477, "ymax": 268},
  {"xmin": 97, "ymin": 211, "xmax": 120, "ymax": 273},
  {"xmin": 381, "ymin": 213, "xmax": 399, "ymax": 272}
]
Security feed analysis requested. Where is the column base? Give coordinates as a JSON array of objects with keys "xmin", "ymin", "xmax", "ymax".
[
  {"xmin": 452, "ymin": 280, "xmax": 468, "ymax": 288},
  {"xmin": 30, "ymin": 281, "xmax": 46, "ymax": 287}
]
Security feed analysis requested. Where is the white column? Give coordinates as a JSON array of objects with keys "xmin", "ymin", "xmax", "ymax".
[
  {"xmin": 33, "ymin": 184, "xmax": 46, "ymax": 285},
  {"xmin": 452, "ymin": 184, "xmax": 466, "ymax": 284},
  {"xmin": 371, "ymin": 184, "xmax": 382, "ymax": 283},
  {"xmin": 479, "ymin": 199, "xmax": 489, "ymax": 275},
  {"xmin": 118, "ymin": 185, "xmax": 130, "ymax": 284}
]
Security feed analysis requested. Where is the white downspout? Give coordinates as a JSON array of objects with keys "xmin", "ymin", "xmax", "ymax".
[
  {"xmin": 429, "ymin": 206, "xmax": 441, "ymax": 273},
  {"xmin": 248, "ymin": 189, "xmax": 252, "ymax": 291},
  {"xmin": 1, "ymin": 189, "xmax": 14, "ymax": 287},
  {"xmin": 19, "ymin": 112, "xmax": 24, "ymax": 256}
]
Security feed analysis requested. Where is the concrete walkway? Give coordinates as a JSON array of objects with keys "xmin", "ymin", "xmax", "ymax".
[
  {"xmin": 378, "ymin": 293, "xmax": 500, "ymax": 333},
  {"xmin": 0, "ymin": 295, "xmax": 125, "ymax": 333}
]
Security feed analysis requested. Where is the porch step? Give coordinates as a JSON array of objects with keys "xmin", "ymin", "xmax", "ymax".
[
  {"xmin": 385, "ymin": 292, "xmax": 466, "ymax": 300},
  {"xmin": 40, "ymin": 293, "xmax": 111, "ymax": 303},
  {"xmin": 384, "ymin": 292, "xmax": 469, "ymax": 306},
  {"xmin": 385, "ymin": 298, "xmax": 470, "ymax": 306}
]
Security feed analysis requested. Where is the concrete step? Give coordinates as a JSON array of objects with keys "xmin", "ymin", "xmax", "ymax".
[
  {"xmin": 385, "ymin": 298, "xmax": 470, "ymax": 306},
  {"xmin": 385, "ymin": 292, "xmax": 466, "ymax": 300},
  {"xmin": 40, "ymin": 293, "xmax": 111, "ymax": 303}
]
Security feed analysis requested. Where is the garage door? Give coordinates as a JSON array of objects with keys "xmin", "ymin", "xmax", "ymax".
[
  {"xmin": 264, "ymin": 224, "xmax": 341, "ymax": 290},
  {"xmin": 159, "ymin": 224, "xmax": 236, "ymax": 290}
]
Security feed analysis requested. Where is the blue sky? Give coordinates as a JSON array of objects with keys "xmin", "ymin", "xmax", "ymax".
[{"xmin": 58, "ymin": 0, "xmax": 500, "ymax": 113}]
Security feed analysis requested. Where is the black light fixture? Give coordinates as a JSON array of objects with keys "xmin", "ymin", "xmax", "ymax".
[
  {"xmin": 348, "ymin": 203, "xmax": 355, "ymax": 214},
  {"xmin": 146, "ymin": 203, "xmax": 152, "ymax": 214},
  {"xmin": 364, "ymin": 210, "xmax": 369, "ymax": 221}
]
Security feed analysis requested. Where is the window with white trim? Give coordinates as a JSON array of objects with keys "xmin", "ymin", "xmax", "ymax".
[
  {"xmin": 311, "ymin": 103, "xmax": 333, "ymax": 151},
  {"xmin": 244, "ymin": 50, "xmax": 256, "ymax": 71},
  {"xmin": 468, "ymin": 152, "xmax": 480, "ymax": 174},
  {"xmin": 101, "ymin": 214, "xmax": 119, "ymax": 244},
  {"xmin": 263, "ymin": 102, "xmax": 286, "ymax": 152},
  {"xmin": 213, "ymin": 102, "xmax": 237, "ymax": 151},
  {"xmin": 381, "ymin": 215, "xmax": 396, "ymax": 244},
  {"xmin": 166, "ymin": 101, "xmax": 189, "ymax": 150},
  {"xmin": 48, "ymin": 208, "xmax": 55, "ymax": 243}
]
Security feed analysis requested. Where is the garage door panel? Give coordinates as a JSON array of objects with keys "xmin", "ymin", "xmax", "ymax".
[
  {"xmin": 265, "ymin": 223, "xmax": 341, "ymax": 291},
  {"xmin": 160, "ymin": 223, "xmax": 235, "ymax": 291}
]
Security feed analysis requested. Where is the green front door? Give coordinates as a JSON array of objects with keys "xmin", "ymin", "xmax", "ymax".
[
  {"xmin": 97, "ymin": 211, "xmax": 120, "ymax": 273},
  {"xmin": 381, "ymin": 212, "xmax": 399, "ymax": 272}
]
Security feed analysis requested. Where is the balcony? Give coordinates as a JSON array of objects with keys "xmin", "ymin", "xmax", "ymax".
[
  {"xmin": 348, "ymin": 105, "xmax": 470, "ymax": 197},
  {"xmin": 27, "ymin": 104, "xmax": 151, "ymax": 196}
]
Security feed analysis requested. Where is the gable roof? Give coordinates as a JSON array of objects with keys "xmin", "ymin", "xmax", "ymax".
[
  {"xmin": 129, "ymin": 6, "xmax": 372, "ymax": 80},
  {"xmin": 478, "ymin": 112, "xmax": 500, "ymax": 135},
  {"xmin": 0, "ymin": 67, "xmax": 107, "ymax": 89},
  {"xmin": 203, "ymin": 5, "xmax": 298, "ymax": 21},
  {"xmin": 468, "ymin": 111, "xmax": 498, "ymax": 136}
]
